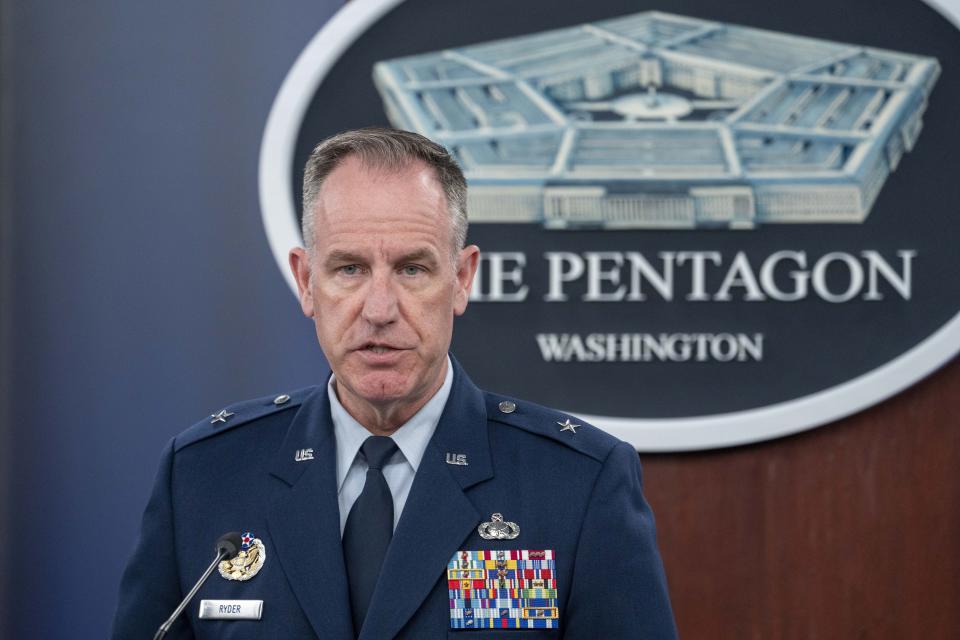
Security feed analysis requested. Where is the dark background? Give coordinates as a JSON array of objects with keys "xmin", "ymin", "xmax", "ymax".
[
  {"xmin": 1, "ymin": 1, "xmax": 958, "ymax": 638},
  {"xmin": 0, "ymin": 2, "xmax": 341, "ymax": 637}
]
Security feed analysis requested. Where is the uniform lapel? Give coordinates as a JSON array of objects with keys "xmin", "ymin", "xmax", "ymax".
[
  {"xmin": 359, "ymin": 360, "xmax": 494, "ymax": 640},
  {"xmin": 266, "ymin": 386, "xmax": 354, "ymax": 640}
]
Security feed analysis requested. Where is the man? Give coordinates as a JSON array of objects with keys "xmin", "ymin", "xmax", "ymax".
[{"xmin": 112, "ymin": 128, "xmax": 676, "ymax": 639}]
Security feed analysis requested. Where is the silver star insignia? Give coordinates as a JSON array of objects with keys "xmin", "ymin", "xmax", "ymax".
[
  {"xmin": 557, "ymin": 418, "xmax": 579, "ymax": 434},
  {"xmin": 210, "ymin": 409, "xmax": 235, "ymax": 424}
]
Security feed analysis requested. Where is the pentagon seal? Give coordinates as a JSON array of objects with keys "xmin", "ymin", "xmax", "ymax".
[{"xmin": 218, "ymin": 531, "xmax": 265, "ymax": 581}]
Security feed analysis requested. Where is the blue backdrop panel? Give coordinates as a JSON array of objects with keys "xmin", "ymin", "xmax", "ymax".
[{"xmin": 2, "ymin": 2, "xmax": 341, "ymax": 638}]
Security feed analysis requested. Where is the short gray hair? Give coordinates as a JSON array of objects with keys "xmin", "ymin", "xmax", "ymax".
[{"xmin": 301, "ymin": 127, "xmax": 468, "ymax": 254}]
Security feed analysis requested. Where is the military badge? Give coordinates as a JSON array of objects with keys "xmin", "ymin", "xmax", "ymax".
[
  {"xmin": 218, "ymin": 531, "xmax": 265, "ymax": 581},
  {"xmin": 478, "ymin": 513, "xmax": 520, "ymax": 540},
  {"xmin": 447, "ymin": 549, "xmax": 558, "ymax": 630}
]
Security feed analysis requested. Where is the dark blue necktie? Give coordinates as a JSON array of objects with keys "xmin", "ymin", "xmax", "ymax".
[{"xmin": 342, "ymin": 435, "xmax": 399, "ymax": 637}]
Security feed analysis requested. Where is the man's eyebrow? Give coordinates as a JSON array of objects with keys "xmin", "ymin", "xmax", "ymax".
[
  {"xmin": 397, "ymin": 248, "xmax": 440, "ymax": 265},
  {"xmin": 323, "ymin": 250, "xmax": 365, "ymax": 267},
  {"xmin": 322, "ymin": 248, "xmax": 440, "ymax": 267}
]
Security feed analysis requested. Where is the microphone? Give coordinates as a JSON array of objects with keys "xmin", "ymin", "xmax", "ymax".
[
  {"xmin": 153, "ymin": 532, "xmax": 244, "ymax": 640},
  {"xmin": 215, "ymin": 531, "xmax": 243, "ymax": 559}
]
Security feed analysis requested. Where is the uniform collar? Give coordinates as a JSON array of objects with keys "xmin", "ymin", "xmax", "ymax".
[
  {"xmin": 265, "ymin": 355, "xmax": 493, "ymax": 640},
  {"xmin": 328, "ymin": 355, "xmax": 454, "ymax": 493}
]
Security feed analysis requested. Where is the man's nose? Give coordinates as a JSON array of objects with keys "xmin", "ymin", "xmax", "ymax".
[{"xmin": 361, "ymin": 272, "xmax": 399, "ymax": 326}]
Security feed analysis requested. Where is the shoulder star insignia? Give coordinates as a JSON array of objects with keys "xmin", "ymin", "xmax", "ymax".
[
  {"xmin": 557, "ymin": 418, "xmax": 579, "ymax": 434},
  {"xmin": 210, "ymin": 409, "xmax": 235, "ymax": 424}
]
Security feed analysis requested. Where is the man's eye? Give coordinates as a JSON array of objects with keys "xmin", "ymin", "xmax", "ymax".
[
  {"xmin": 339, "ymin": 265, "xmax": 361, "ymax": 276},
  {"xmin": 401, "ymin": 265, "xmax": 424, "ymax": 276}
]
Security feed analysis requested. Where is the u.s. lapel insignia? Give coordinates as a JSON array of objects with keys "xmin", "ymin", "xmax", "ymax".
[
  {"xmin": 446, "ymin": 452, "xmax": 468, "ymax": 466},
  {"xmin": 478, "ymin": 513, "xmax": 520, "ymax": 540},
  {"xmin": 218, "ymin": 531, "xmax": 265, "ymax": 581}
]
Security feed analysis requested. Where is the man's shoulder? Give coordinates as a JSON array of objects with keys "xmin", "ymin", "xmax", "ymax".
[
  {"xmin": 481, "ymin": 390, "xmax": 623, "ymax": 463},
  {"xmin": 173, "ymin": 386, "xmax": 319, "ymax": 452}
]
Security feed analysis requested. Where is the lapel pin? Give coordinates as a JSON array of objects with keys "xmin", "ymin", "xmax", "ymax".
[
  {"xmin": 557, "ymin": 418, "xmax": 579, "ymax": 434},
  {"xmin": 478, "ymin": 513, "xmax": 520, "ymax": 540},
  {"xmin": 445, "ymin": 452, "xmax": 469, "ymax": 466},
  {"xmin": 294, "ymin": 448, "xmax": 314, "ymax": 462},
  {"xmin": 219, "ymin": 531, "xmax": 265, "ymax": 581},
  {"xmin": 210, "ymin": 409, "xmax": 235, "ymax": 424}
]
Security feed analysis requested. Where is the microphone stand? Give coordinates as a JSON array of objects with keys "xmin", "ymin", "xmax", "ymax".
[{"xmin": 153, "ymin": 548, "xmax": 230, "ymax": 640}]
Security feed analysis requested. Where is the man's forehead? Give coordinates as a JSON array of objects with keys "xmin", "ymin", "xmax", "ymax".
[
  {"xmin": 309, "ymin": 155, "xmax": 453, "ymax": 247},
  {"xmin": 319, "ymin": 154, "xmax": 443, "ymax": 201}
]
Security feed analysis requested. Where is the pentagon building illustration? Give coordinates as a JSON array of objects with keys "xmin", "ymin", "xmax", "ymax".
[{"xmin": 373, "ymin": 12, "xmax": 939, "ymax": 229}]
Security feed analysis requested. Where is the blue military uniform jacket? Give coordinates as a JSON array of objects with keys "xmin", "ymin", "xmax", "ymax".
[{"xmin": 112, "ymin": 360, "xmax": 676, "ymax": 639}]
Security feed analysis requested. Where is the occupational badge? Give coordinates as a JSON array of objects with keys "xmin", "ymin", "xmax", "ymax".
[
  {"xmin": 218, "ymin": 531, "xmax": 265, "ymax": 581},
  {"xmin": 447, "ymin": 549, "xmax": 559, "ymax": 629},
  {"xmin": 478, "ymin": 513, "xmax": 520, "ymax": 540}
]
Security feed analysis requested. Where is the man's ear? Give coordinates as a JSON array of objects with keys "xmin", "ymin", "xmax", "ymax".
[
  {"xmin": 453, "ymin": 245, "xmax": 480, "ymax": 316},
  {"xmin": 289, "ymin": 247, "xmax": 315, "ymax": 317}
]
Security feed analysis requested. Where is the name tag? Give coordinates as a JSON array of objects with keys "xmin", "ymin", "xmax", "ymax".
[{"xmin": 198, "ymin": 599, "xmax": 263, "ymax": 620}]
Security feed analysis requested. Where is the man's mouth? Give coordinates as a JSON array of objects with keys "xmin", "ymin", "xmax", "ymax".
[
  {"xmin": 366, "ymin": 345, "xmax": 394, "ymax": 354},
  {"xmin": 358, "ymin": 342, "xmax": 405, "ymax": 354}
]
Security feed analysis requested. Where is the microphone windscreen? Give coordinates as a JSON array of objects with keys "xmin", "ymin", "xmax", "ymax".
[{"xmin": 216, "ymin": 531, "xmax": 244, "ymax": 559}]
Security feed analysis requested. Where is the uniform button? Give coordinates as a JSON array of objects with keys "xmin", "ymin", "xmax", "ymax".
[
  {"xmin": 498, "ymin": 400, "xmax": 516, "ymax": 414},
  {"xmin": 274, "ymin": 394, "xmax": 291, "ymax": 405}
]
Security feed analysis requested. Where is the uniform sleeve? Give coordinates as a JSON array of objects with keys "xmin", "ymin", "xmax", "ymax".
[
  {"xmin": 563, "ymin": 441, "xmax": 677, "ymax": 639},
  {"xmin": 111, "ymin": 439, "xmax": 193, "ymax": 640}
]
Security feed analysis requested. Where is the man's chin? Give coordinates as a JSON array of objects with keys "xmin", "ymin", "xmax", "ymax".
[{"xmin": 339, "ymin": 373, "xmax": 417, "ymax": 408}]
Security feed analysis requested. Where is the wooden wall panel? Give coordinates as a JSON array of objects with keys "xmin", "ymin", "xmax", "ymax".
[{"xmin": 641, "ymin": 359, "xmax": 960, "ymax": 639}]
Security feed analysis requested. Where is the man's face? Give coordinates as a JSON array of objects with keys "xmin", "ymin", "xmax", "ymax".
[{"xmin": 289, "ymin": 156, "xmax": 478, "ymax": 423}]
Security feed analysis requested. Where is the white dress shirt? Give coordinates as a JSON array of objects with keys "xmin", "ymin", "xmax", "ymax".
[{"xmin": 329, "ymin": 356, "xmax": 453, "ymax": 536}]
